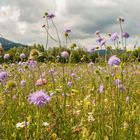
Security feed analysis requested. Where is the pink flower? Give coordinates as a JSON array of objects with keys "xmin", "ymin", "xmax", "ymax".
[{"xmin": 36, "ymin": 78, "xmax": 47, "ymax": 86}]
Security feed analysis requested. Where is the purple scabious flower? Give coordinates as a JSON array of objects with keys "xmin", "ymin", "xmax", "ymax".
[
  {"xmin": 48, "ymin": 69, "xmax": 55, "ymax": 75},
  {"xmin": 122, "ymin": 32, "xmax": 130, "ymax": 39},
  {"xmin": 0, "ymin": 71, "xmax": 8, "ymax": 80},
  {"xmin": 114, "ymin": 79, "xmax": 121, "ymax": 85},
  {"xmin": 28, "ymin": 90, "xmax": 51, "ymax": 106},
  {"xmin": 88, "ymin": 62, "xmax": 94, "ymax": 67},
  {"xmin": 40, "ymin": 72, "xmax": 46, "ymax": 78},
  {"xmin": 20, "ymin": 80, "xmax": 26, "ymax": 86},
  {"xmin": 108, "ymin": 55, "xmax": 121, "ymax": 67},
  {"xmin": 18, "ymin": 61, "xmax": 23, "ymax": 66},
  {"xmin": 126, "ymin": 96, "xmax": 130, "ymax": 103},
  {"xmin": 47, "ymin": 13, "xmax": 55, "ymax": 19},
  {"xmin": 110, "ymin": 32, "xmax": 119, "ymax": 41},
  {"xmin": 100, "ymin": 39, "xmax": 106, "ymax": 46},
  {"xmin": 28, "ymin": 60, "xmax": 38, "ymax": 68},
  {"xmin": 20, "ymin": 53, "xmax": 26, "ymax": 59},
  {"xmin": 118, "ymin": 84, "xmax": 125, "ymax": 91},
  {"xmin": 95, "ymin": 30, "xmax": 100, "ymax": 36},
  {"xmin": 90, "ymin": 47, "xmax": 96, "ymax": 53},
  {"xmin": 62, "ymin": 93, "xmax": 69, "ymax": 96},
  {"xmin": 21, "ymin": 62, "xmax": 28, "ymax": 66},
  {"xmin": 4, "ymin": 54, "xmax": 10, "ymax": 59},
  {"xmin": 65, "ymin": 29, "xmax": 71, "ymax": 33},
  {"xmin": 61, "ymin": 51, "xmax": 69, "ymax": 59},
  {"xmin": 96, "ymin": 37, "xmax": 103, "ymax": 44},
  {"xmin": 67, "ymin": 81, "xmax": 72, "ymax": 87},
  {"xmin": 71, "ymin": 73, "xmax": 76, "ymax": 78},
  {"xmin": 99, "ymin": 84, "xmax": 104, "ymax": 93}
]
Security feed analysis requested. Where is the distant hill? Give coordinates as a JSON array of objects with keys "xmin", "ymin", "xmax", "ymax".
[
  {"xmin": 0, "ymin": 37, "xmax": 26, "ymax": 50},
  {"xmin": 95, "ymin": 49, "xmax": 124, "ymax": 56},
  {"xmin": 96, "ymin": 50, "xmax": 111, "ymax": 55}
]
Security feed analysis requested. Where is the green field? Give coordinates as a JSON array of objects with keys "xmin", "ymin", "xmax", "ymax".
[{"xmin": 0, "ymin": 62, "xmax": 140, "ymax": 140}]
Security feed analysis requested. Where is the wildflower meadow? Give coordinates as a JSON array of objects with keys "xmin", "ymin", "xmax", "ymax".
[{"xmin": 0, "ymin": 12, "xmax": 140, "ymax": 140}]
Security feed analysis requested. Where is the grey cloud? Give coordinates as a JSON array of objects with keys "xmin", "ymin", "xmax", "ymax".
[
  {"xmin": 5, "ymin": 0, "xmax": 56, "ymax": 23},
  {"xmin": 0, "ymin": 0, "xmax": 140, "ymax": 48}
]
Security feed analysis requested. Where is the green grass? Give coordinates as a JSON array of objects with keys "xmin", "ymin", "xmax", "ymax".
[{"xmin": 0, "ymin": 62, "xmax": 140, "ymax": 140}]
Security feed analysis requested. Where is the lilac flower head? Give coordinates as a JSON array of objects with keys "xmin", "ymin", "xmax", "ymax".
[
  {"xmin": 65, "ymin": 29, "xmax": 71, "ymax": 33},
  {"xmin": 61, "ymin": 51, "xmax": 69, "ymax": 58},
  {"xmin": 110, "ymin": 32, "xmax": 119, "ymax": 41},
  {"xmin": 118, "ymin": 84, "xmax": 125, "ymax": 91},
  {"xmin": 67, "ymin": 81, "xmax": 72, "ymax": 87},
  {"xmin": 122, "ymin": 32, "xmax": 130, "ymax": 39},
  {"xmin": 28, "ymin": 90, "xmax": 51, "ymax": 106},
  {"xmin": 90, "ymin": 47, "xmax": 96, "ymax": 53},
  {"xmin": 20, "ymin": 53, "xmax": 26, "ymax": 59},
  {"xmin": 126, "ymin": 96, "xmax": 130, "ymax": 103},
  {"xmin": 108, "ymin": 55, "xmax": 121, "ymax": 67},
  {"xmin": 20, "ymin": 80, "xmax": 26, "ymax": 86},
  {"xmin": 0, "ymin": 71, "xmax": 8, "ymax": 80},
  {"xmin": 47, "ymin": 13, "xmax": 55, "ymax": 19},
  {"xmin": 114, "ymin": 79, "xmax": 121, "ymax": 85},
  {"xmin": 71, "ymin": 73, "xmax": 76, "ymax": 77},
  {"xmin": 88, "ymin": 62, "xmax": 94, "ymax": 67},
  {"xmin": 40, "ymin": 72, "xmax": 46, "ymax": 78},
  {"xmin": 95, "ymin": 30, "xmax": 100, "ymax": 36},
  {"xmin": 96, "ymin": 37, "xmax": 103, "ymax": 44},
  {"xmin": 28, "ymin": 60, "xmax": 38, "ymax": 68},
  {"xmin": 48, "ymin": 69, "xmax": 55, "ymax": 75},
  {"xmin": 100, "ymin": 39, "xmax": 106, "ymax": 46},
  {"xmin": 99, "ymin": 84, "xmax": 104, "ymax": 93},
  {"xmin": 4, "ymin": 54, "xmax": 10, "ymax": 59}
]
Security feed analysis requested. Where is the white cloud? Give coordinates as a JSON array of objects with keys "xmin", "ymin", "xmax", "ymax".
[
  {"xmin": 0, "ymin": 5, "xmax": 20, "ymax": 22},
  {"xmin": 91, "ymin": 0, "xmax": 117, "ymax": 7}
]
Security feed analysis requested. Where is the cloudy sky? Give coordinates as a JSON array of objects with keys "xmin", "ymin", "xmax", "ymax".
[{"xmin": 0, "ymin": 0, "xmax": 140, "ymax": 49}]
